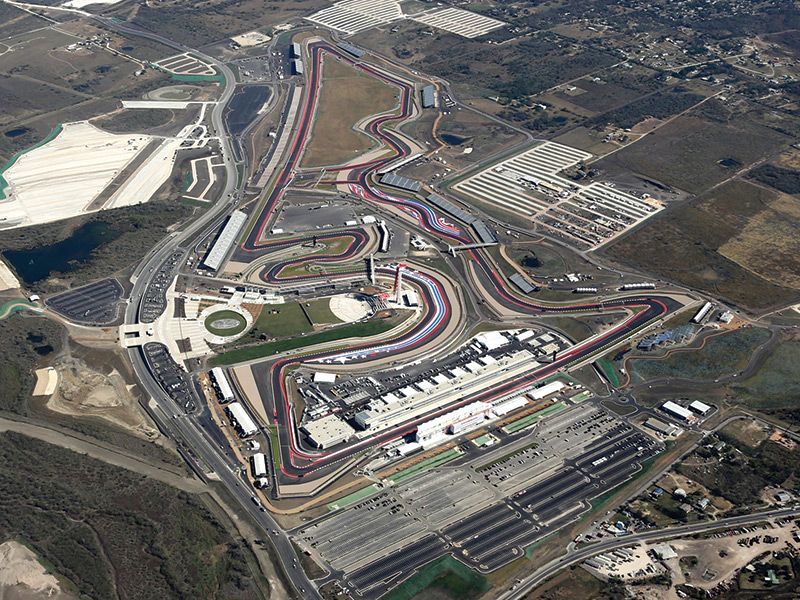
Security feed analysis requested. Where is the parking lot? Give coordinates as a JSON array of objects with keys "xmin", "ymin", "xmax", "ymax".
[
  {"xmin": 453, "ymin": 141, "xmax": 664, "ymax": 250},
  {"xmin": 154, "ymin": 53, "xmax": 217, "ymax": 76},
  {"xmin": 292, "ymin": 403, "xmax": 662, "ymax": 597},
  {"xmin": 46, "ymin": 278, "xmax": 123, "ymax": 324},
  {"xmin": 143, "ymin": 342, "xmax": 196, "ymax": 412},
  {"xmin": 410, "ymin": 8, "xmax": 505, "ymax": 39},
  {"xmin": 140, "ymin": 250, "xmax": 185, "ymax": 323}
]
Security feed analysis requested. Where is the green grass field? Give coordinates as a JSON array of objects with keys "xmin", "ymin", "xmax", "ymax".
[
  {"xmin": 731, "ymin": 337, "xmax": 800, "ymax": 409},
  {"xmin": 382, "ymin": 555, "xmax": 489, "ymax": 600},
  {"xmin": 253, "ymin": 302, "xmax": 312, "ymax": 338},
  {"xmin": 211, "ymin": 318, "xmax": 398, "ymax": 366},
  {"xmin": 302, "ymin": 298, "xmax": 343, "ymax": 325}
]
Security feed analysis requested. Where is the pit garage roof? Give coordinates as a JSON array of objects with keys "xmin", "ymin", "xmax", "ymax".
[
  {"xmin": 203, "ymin": 210, "xmax": 248, "ymax": 271},
  {"xmin": 380, "ymin": 172, "xmax": 422, "ymax": 192}
]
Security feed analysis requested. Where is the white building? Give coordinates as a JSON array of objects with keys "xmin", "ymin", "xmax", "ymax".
[
  {"xmin": 301, "ymin": 414, "xmax": 355, "ymax": 448},
  {"xmin": 415, "ymin": 401, "xmax": 491, "ymax": 443},
  {"xmin": 251, "ymin": 452, "xmax": 267, "ymax": 477},
  {"xmin": 661, "ymin": 401, "xmax": 695, "ymax": 423},
  {"xmin": 528, "ymin": 380, "xmax": 565, "ymax": 400},
  {"xmin": 225, "ymin": 402, "xmax": 259, "ymax": 437},
  {"xmin": 210, "ymin": 367, "xmax": 234, "ymax": 403},
  {"xmin": 688, "ymin": 400, "xmax": 712, "ymax": 416}
]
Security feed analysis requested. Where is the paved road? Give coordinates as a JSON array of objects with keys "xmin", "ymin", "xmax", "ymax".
[
  {"xmin": 0, "ymin": 416, "xmax": 205, "ymax": 493},
  {"xmin": 499, "ymin": 507, "xmax": 800, "ymax": 600}
]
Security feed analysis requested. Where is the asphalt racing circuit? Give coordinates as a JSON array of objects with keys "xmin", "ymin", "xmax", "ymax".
[{"xmin": 228, "ymin": 40, "xmax": 683, "ymax": 484}]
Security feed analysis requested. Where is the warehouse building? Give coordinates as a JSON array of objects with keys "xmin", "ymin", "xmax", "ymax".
[
  {"xmin": 225, "ymin": 402, "xmax": 259, "ymax": 437},
  {"xmin": 302, "ymin": 414, "xmax": 355, "ymax": 448},
  {"xmin": 421, "ymin": 85, "xmax": 436, "ymax": 108},
  {"xmin": 415, "ymin": 401, "xmax": 491, "ymax": 443},
  {"xmin": 291, "ymin": 42, "xmax": 301, "ymax": 58},
  {"xmin": 203, "ymin": 210, "xmax": 248, "ymax": 271},
  {"xmin": 292, "ymin": 58, "xmax": 304, "ymax": 75},
  {"xmin": 692, "ymin": 301, "xmax": 713, "ymax": 323},
  {"xmin": 644, "ymin": 417, "xmax": 678, "ymax": 437},
  {"xmin": 688, "ymin": 400, "xmax": 712, "ymax": 416},
  {"xmin": 661, "ymin": 401, "xmax": 695, "ymax": 423}
]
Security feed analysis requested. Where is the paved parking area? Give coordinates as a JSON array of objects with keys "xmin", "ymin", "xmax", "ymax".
[
  {"xmin": 155, "ymin": 53, "xmax": 217, "ymax": 76},
  {"xmin": 293, "ymin": 403, "xmax": 662, "ymax": 598},
  {"xmin": 46, "ymin": 278, "xmax": 123, "ymax": 324},
  {"xmin": 453, "ymin": 141, "xmax": 664, "ymax": 250}
]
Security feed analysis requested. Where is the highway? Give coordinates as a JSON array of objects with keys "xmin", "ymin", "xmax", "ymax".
[
  {"xmin": 89, "ymin": 18, "xmax": 322, "ymax": 600},
  {"xmin": 499, "ymin": 506, "xmax": 800, "ymax": 599}
]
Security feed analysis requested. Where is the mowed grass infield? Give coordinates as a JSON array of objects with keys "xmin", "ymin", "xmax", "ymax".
[
  {"xmin": 301, "ymin": 56, "xmax": 398, "ymax": 168},
  {"xmin": 204, "ymin": 309, "xmax": 247, "ymax": 336}
]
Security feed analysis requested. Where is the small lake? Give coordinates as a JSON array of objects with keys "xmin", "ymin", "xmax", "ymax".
[
  {"xmin": 440, "ymin": 133, "xmax": 466, "ymax": 146},
  {"xmin": 4, "ymin": 127, "xmax": 30, "ymax": 138},
  {"xmin": 3, "ymin": 221, "xmax": 119, "ymax": 284}
]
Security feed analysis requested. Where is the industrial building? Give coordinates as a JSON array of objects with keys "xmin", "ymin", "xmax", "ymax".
[
  {"xmin": 202, "ymin": 210, "xmax": 248, "ymax": 271},
  {"xmin": 251, "ymin": 452, "xmax": 267, "ymax": 477},
  {"xmin": 225, "ymin": 401, "xmax": 259, "ymax": 437},
  {"xmin": 380, "ymin": 172, "xmax": 422, "ymax": 193},
  {"xmin": 421, "ymin": 85, "xmax": 436, "ymax": 108},
  {"xmin": 301, "ymin": 414, "xmax": 356, "ymax": 448},
  {"xmin": 209, "ymin": 367, "xmax": 234, "ymax": 403},
  {"xmin": 688, "ymin": 400, "xmax": 712, "ymax": 416},
  {"xmin": 660, "ymin": 401, "xmax": 695, "ymax": 423},
  {"xmin": 644, "ymin": 417, "xmax": 678, "ymax": 437},
  {"xmin": 291, "ymin": 42, "xmax": 301, "ymax": 58},
  {"xmin": 292, "ymin": 58, "xmax": 304, "ymax": 75}
]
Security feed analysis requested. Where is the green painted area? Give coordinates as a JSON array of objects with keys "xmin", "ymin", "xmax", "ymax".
[
  {"xmin": 382, "ymin": 554, "xmax": 489, "ymax": 600},
  {"xmin": 502, "ymin": 402, "xmax": 567, "ymax": 434},
  {"xmin": 472, "ymin": 433, "xmax": 495, "ymax": 447},
  {"xmin": 0, "ymin": 300, "xmax": 42, "ymax": 320},
  {"xmin": 180, "ymin": 198, "xmax": 210, "ymax": 208},
  {"xmin": 0, "ymin": 124, "xmax": 62, "ymax": 200},
  {"xmin": 267, "ymin": 425, "xmax": 281, "ymax": 468},
  {"xmin": 204, "ymin": 309, "xmax": 247, "ymax": 336},
  {"xmin": 180, "ymin": 170, "xmax": 193, "ymax": 192},
  {"xmin": 210, "ymin": 318, "xmax": 397, "ymax": 366},
  {"xmin": 596, "ymin": 358, "xmax": 621, "ymax": 387},
  {"xmin": 570, "ymin": 390, "xmax": 592, "ymax": 403},
  {"xmin": 327, "ymin": 484, "xmax": 379, "ymax": 512},
  {"xmin": 386, "ymin": 449, "xmax": 462, "ymax": 485}
]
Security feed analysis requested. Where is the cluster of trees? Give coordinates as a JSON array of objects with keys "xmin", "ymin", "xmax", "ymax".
[{"xmin": 749, "ymin": 164, "xmax": 800, "ymax": 195}]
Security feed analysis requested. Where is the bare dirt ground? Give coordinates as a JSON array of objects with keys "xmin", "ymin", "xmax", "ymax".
[
  {"xmin": 46, "ymin": 353, "xmax": 159, "ymax": 442},
  {"xmin": 0, "ymin": 541, "xmax": 74, "ymax": 600}
]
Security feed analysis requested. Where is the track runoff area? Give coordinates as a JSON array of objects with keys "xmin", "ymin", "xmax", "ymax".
[{"xmin": 219, "ymin": 40, "xmax": 686, "ymax": 598}]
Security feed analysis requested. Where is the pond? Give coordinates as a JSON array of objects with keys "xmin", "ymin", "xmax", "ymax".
[
  {"xmin": 4, "ymin": 127, "xmax": 30, "ymax": 138},
  {"xmin": 3, "ymin": 220, "xmax": 120, "ymax": 285},
  {"xmin": 440, "ymin": 133, "xmax": 466, "ymax": 146}
]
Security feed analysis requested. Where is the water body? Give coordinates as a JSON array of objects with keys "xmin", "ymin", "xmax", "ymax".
[
  {"xmin": 4, "ymin": 127, "xmax": 30, "ymax": 138},
  {"xmin": 3, "ymin": 221, "xmax": 120, "ymax": 285},
  {"xmin": 440, "ymin": 133, "xmax": 466, "ymax": 146},
  {"xmin": 225, "ymin": 85, "xmax": 271, "ymax": 136}
]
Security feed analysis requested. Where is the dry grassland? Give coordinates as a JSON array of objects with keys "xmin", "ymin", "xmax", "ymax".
[{"xmin": 301, "ymin": 57, "xmax": 398, "ymax": 168}]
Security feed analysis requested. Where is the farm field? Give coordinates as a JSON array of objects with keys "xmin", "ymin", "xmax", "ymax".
[
  {"xmin": 301, "ymin": 56, "xmax": 398, "ymax": 168},
  {"xmin": 603, "ymin": 180, "xmax": 800, "ymax": 310}
]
